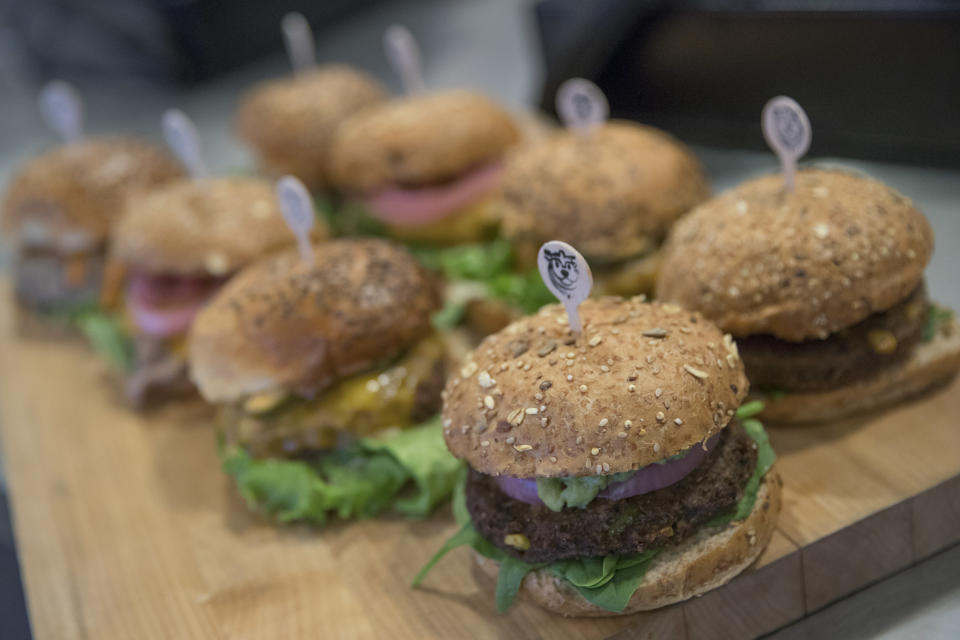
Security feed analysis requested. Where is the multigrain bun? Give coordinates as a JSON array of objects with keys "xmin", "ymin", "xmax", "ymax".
[
  {"xmin": 756, "ymin": 314, "xmax": 960, "ymax": 424},
  {"xmin": 189, "ymin": 238, "xmax": 441, "ymax": 402},
  {"xmin": 1, "ymin": 137, "xmax": 183, "ymax": 249},
  {"xmin": 474, "ymin": 469, "xmax": 782, "ymax": 616},
  {"xmin": 235, "ymin": 66, "xmax": 386, "ymax": 188},
  {"xmin": 442, "ymin": 297, "xmax": 748, "ymax": 477},
  {"xmin": 496, "ymin": 122, "xmax": 709, "ymax": 262},
  {"xmin": 328, "ymin": 91, "xmax": 519, "ymax": 191},
  {"xmin": 111, "ymin": 177, "xmax": 327, "ymax": 276},
  {"xmin": 657, "ymin": 168, "xmax": 934, "ymax": 341}
]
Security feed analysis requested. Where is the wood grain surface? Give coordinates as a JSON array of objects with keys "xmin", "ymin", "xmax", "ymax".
[{"xmin": 1, "ymin": 283, "xmax": 958, "ymax": 639}]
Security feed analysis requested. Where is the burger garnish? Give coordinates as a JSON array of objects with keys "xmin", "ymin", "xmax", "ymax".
[
  {"xmin": 106, "ymin": 177, "xmax": 327, "ymax": 407},
  {"xmin": 657, "ymin": 168, "xmax": 960, "ymax": 421},
  {"xmin": 188, "ymin": 238, "xmax": 463, "ymax": 524},
  {"xmin": 414, "ymin": 298, "xmax": 780, "ymax": 615}
]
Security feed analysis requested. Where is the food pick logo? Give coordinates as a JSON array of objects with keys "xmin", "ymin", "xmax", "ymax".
[{"xmin": 543, "ymin": 248, "xmax": 580, "ymax": 299}]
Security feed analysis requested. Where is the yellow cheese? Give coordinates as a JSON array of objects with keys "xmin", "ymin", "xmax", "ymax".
[{"xmin": 385, "ymin": 199, "xmax": 498, "ymax": 247}]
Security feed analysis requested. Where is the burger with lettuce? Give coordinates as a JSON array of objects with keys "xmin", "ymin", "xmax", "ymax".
[
  {"xmin": 188, "ymin": 238, "xmax": 462, "ymax": 524},
  {"xmin": 415, "ymin": 296, "xmax": 780, "ymax": 615},
  {"xmin": 1, "ymin": 136, "xmax": 182, "ymax": 325},
  {"xmin": 106, "ymin": 176, "xmax": 326, "ymax": 406}
]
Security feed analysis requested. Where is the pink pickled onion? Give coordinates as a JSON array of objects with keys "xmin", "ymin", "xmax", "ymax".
[
  {"xmin": 126, "ymin": 271, "xmax": 226, "ymax": 338},
  {"xmin": 494, "ymin": 433, "xmax": 721, "ymax": 506},
  {"xmin": 362, "ymin": 161, "xmax": 504, "ymax": 225}
]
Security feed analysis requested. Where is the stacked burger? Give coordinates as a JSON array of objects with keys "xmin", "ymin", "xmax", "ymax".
[
  {"xmin": 416, "ymin": 297, "xmax": 780, "ymax": 615},
  {"xmin": 108, "ymin": 177, "xmax": 327, "ymax": 406},
  {"xmin": 657, "ymin": 168, "xmax": 960, "ymax": 422}
]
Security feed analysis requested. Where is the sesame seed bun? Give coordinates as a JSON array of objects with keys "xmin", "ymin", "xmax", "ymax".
[
  {"xmin": 235, "ymin": 66, "xmax": 387, "ymax": 188},
  {"xmin": 657, "ymin": 168, "xmax": 934, "ymax": 341},
  {"xmin": 496, "ymin": 122, "xmax": 710, "ymax": 262},
  {"xmin": 756, "ymin": 312, "xmax": 960, "ymax": 424},
  {"xmin": 110, "ymin": 177, "xmax": 328, "ymax": 276},
  {"xmin": 188, "ymin": 238, "xmax": 441, "ymax": 403},
  {"xmin": 327, "ymin": 90, "xmax": 519, "ymax": 192},
  {"xmin": 473, "ymin": 468, "xmax": 782, "ymax": 616},
  {"xmin": 442, "ymin": 297, "xmax": 748, "ymax": 477},
  {"xmin": 2, "ymin": 136, "xmax": 183, "ymax": 251}
]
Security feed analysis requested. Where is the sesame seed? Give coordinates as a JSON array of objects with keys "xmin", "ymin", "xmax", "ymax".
[
  {"xmin": 505, "ymin": 436, "xmax": 516, "ymax": 444},
  {"xmin": 460, "ymin": 362, "xmax": 478, "ymax": 378},
  {"xmin": 540, "ymin": 380, "xmax": 553, "ymax": 390},
  {"xmin": 525, "ymin": 407, "xmax": 539, "ymax": 415},
  {"xmin": 535, "ymin": 392, "xmax": 543, "ymax": 401},
  {"xmin": 813, "ymin": 223, "xmax": 830, "ymax": 238},
  {"xmin": 656, "ymin": 412, "xmax": 665, "ymax": 422},
  {"xmin": 566, "ymin": 374, "xmax": 574, "ymax": 381},
  {"xmin": 602, "ymin": 462, "xmax": 611, "ymax": 472},
  {"xmin": 628, "ymin": 384, "xmax": 636, "ymax": 392},
  {"xmin": 481, "ymin": 440, "xmax": 490, "ymax": 447},
  {"xmin": 684, "ymin": 364, "xmax": 710, "ymax": 379},
  {"xmin": 618, "ymin": 432, "xmax": 628, "ymax": 439},
  {"xmin": 566, "ymin": 351, "xmax": 576, "ymax": 359},
  {"xmin": 585, "ymin": 461, "xmax": 592, "ymax": 469},
  {"xmin": 508, "ymin": 408, "xmax": 525, "ymax": 426},
  {"xmin": 591, "ymin": 447, "xmax": 600, "ymax": 455},
  {"xmin": 589, "ymin": 335, "xmax": 603, "ymax": 347},
  {"xmin": 596, "ymin": 464, "xmax": 603, "ymax": 474},
  {"xmin": 674, "ymin": 418, "xmax": 684, "ymax": 425},
  {"xmin": 550, "ymin": 456, "xmax": 558, "ymax": 463},
  {"xmin": 514, "ymin": 444, "xmax": 533, "ymax": 452},
  {"xmin": 461, "ymin": 424, "xmax": 471, "ymax": 434},
  {"xmin": 599, "ymin": 418, "xmax": 609, "ymax": 427},
  {"xmin": 478, "ymin": 371, "xmax": 495, "ymax": 388},
  {"xmin": 653, "ymin": 443, "xmax": 661, "ymax": 453},
  {"xmin": 484, "ymin": 395, "xmax": 496, "ymax": 409},
  {"xmin": 576, "ymin": 435, "xmax": 584, "ymax": 444},
  {"xmin": 600, "ymin": 365, "xmax": 610, "ymax": 372},
  {"xmin": 579, "ymin": 384, "xmax": 588, "ymax": 393},
  {"xmin": 443, "ymin": 418, "xmax": 452, "ymax": 428},
  {"xmin": 655, "ymin": 388, "xmax": 663, "ymax": 398},
  {"xmin": 624, "ymin": 420, "xmax": 633, "ymax": 429}
]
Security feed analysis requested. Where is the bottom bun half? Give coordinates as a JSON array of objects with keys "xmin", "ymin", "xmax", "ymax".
[
  {"xmin": 473, "ymin": 469, "xmax": 782, "ymax": 617},
  {"xmin": 757, "ymin": 316, "xmax": 960, "ymax": 425}
]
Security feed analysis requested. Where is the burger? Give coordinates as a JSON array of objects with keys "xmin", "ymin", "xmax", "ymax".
[
  {"xmin": 235, "ymin": 65, "xmax": 386, "ymax": 189},
  {"xmin": 415, "ymin": 297, "xmax": 780, "ymax": 616},
  {"xmin": 657, "ymin": 168, "xmax": 960, "ymax": 423},
  {"xmin": 188, "ymin": 238, "xmax": 461, "ymax": 523},
  {"xmin": 496, "ymin": 122, "xmax": 710, "ymax": 298},
  {"xmin": 327, "ymin": 90, "xmax": 519, "ymax": 246},
  {"xmin": 1, "ymin": 136, "xmax": 182, "ymax": 318},
  {"xmin": 107, "ymin": 177, "xmax": 327, "ymax": 406}
]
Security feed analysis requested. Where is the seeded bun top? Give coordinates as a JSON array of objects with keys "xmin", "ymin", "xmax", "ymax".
[
  {"xmin": 328, "ymin": 90, "xmax": 519, "ymax": 192},
  {"xmin": 235, "ymin": 65, "xmax": 387, "ymax": 188},
  {"xmin": 111, "ymin": 177, "xmax": 328, "ymax": 276},
  {"xmin": 188, "ymin": 238, "xmax": 441, "ymax": 403},
  {"xmin": 657, "ymin": 168, "xmax": 934, "ymax": 342},
  {"xmin": 1, "ymin": 136, "xmax": 183, "ymax": 252},
  {"xmin": 442, "ymin": 297, "xmax": 748, "ymax": 478},
  {"xmin": 496, "ymin": 122, "xmax": 710, "ymax": 261}
]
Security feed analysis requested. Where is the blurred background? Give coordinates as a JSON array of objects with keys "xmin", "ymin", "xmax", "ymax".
[{"xmin": 1, "ymin": 1, "xmax": 959, "ymax": 638}]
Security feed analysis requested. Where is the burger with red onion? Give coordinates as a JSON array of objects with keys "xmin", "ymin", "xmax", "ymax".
[
  {"xmin": 415, "ymin": 296, "xmax": 781, "ymax": 616},
  {"xmin": 106, "ymin": 177, "xmax": 327, "ymax": 406}
]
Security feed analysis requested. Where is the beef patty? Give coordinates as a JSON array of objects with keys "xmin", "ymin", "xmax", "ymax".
[
  {"xmin": 466, "ymin": 423, "xmax": 757, "ymax": 564},
  {"xmin": 739, "ymin": 284, "xmax": 927, "ymax": 393},
  {"xmin": 15, "ymin": 249, "xmax": 104, "ymax": 311}
]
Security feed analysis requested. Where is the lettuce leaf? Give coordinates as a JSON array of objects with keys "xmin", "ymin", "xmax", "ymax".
[
  {"xmin": 414, "ymin": 417, "xmax": 776, "ymax": 613},
  {"xmin": 536, "ymin": 471, "xmax": 633, "ymax": 512},
  {"xmin": 73, "ymin": 310, "xmax": 134, "ymax": 371},
  {"xmin": 221, "ymin": 417, "xmax": 462, "ymax": 525},
  {"xmin": 924, "ymin": 304, "xmax": 954, "ymax": 343}
]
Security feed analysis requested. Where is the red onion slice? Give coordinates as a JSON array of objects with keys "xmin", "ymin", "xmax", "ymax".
[
  {"xmin": 494, "ymin": 433, "xmax": 721, "ymax": 507},
  {"xmin": 362, "ymin": 161, "xmax": 503, "ymax": 225},
  {"xmin": 126, "ymin": 271, "xmax": 226, "ymax": 338}
]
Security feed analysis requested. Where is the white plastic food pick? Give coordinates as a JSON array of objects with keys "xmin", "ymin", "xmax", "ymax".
[
  {"xmin": 276, "ymin": 175, "xmax": 316, "ymax": 267},
  {"xmin": 38, "ymin": 80, "xmax": 84, "ymax": 143},
  {"xmin": 383, "ymin": 24, "xmax": 426, "ymax": 94},
  {"xmin": 762, "ymin": 96, "xmax": 811, "ymax": 192},
  {"xmin": 538, "ymin": 241, "xmax": 593, "ymax": 334},
  {"xmin": 281, "ymin": 12, "xmax": 315, "ymax": 73},
  {"xmin": 556, "ymin": 78, "xmax": 609, "ymax": 135},
  {"xmin": 162, "ymin": 109, "xmax": 208, "ymax": 180}
]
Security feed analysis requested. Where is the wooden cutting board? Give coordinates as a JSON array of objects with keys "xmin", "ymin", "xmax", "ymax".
[{"xmin": 1, "ymin": 286, "xmax": 958, "ymax": 639}]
